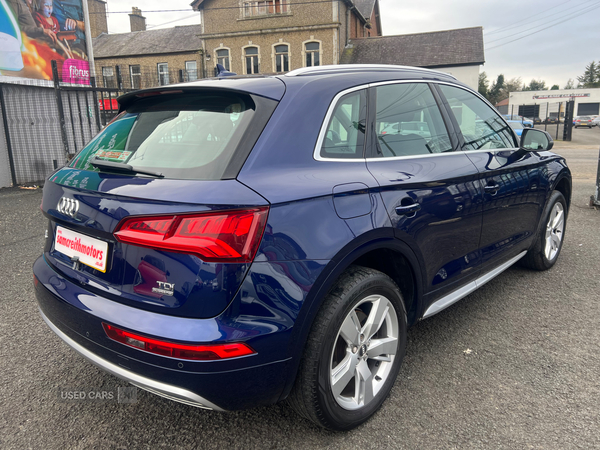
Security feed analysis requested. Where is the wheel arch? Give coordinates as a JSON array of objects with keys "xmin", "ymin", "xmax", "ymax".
[{"xmin": 279, "ymin": 228, "xmax": 425, "ymax": 402}]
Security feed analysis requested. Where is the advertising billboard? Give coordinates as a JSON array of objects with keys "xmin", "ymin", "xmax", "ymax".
[{"xmin": 0, "ymin": 0, "xmax": 91, "ymax": 84}]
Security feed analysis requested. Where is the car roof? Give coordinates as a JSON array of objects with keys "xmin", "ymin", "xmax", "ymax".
[{"xmin": 118, "ymin": 65, "xmax": 463, "ymax": 108}]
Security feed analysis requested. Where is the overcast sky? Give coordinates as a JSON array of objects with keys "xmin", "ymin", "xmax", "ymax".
[{"xmin": 103, "ymin": 0, "xmax": 600, "ymax": 88}]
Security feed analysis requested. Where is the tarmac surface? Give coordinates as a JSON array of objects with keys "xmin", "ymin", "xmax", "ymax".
[{"xmin": 1, "ymin": 146, "xmax": 599, "ymax": 449}]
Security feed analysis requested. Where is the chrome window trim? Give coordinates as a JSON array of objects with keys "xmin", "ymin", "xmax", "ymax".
[
  {"xmin": 313, "ymin": 84, "xmax": 371, "ymax": 162},
  {"xmin": 313, "ymin": 79, "xmax": 520, "ymax": 163}
]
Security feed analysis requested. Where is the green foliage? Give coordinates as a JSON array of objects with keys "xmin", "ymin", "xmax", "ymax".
[
  {"xmin": 576, "ymin": 61, "xmax": 600, "ymax": 88},
  {"xmin": 564, "ymin": 79, "xmax": 575, "ymax": 89},
  {"xmin": 478, "ymin": 71, "xmax": 489, "ymax": 98},
  {"xmin": 487, "ymin": 74, "xmax": 505, "ymax": 105},
  {"xmin": 523, "ymin": 79, "xmax": 547, "ymax": 91},
  {"xmin": 550, "ymin": 85, "xmax": 559, "ymax": 90}
]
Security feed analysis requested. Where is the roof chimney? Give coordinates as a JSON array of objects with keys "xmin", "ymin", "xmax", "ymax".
[
  {"xmin": 129, "ymin": 7, "xmax": 146, "ymax": 32},
  {"xmin": 87, "ymin": 0, "xmax": 108, "ymax": 38}
]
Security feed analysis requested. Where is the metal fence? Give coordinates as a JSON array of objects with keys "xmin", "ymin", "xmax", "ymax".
[
  {"xmin": 0, "ymin": 61, "xmax": 134, "ymax": 186},
  {"xmin": 97, "ymin": 64, "xmax": 199, "ymax": 90},
  {"xmin": 508, "ymin": 101, "xmax": 575, "ymax": 141}
]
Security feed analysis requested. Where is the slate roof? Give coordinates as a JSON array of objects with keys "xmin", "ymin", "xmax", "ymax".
[
  {"xmin": 93, "ymin": 25, "xmax": 203, "ymax": 58},
  {"xmin": 340, "ymin": 27, "xmax": 485, "ymax": 68},
  {"xmin": 353, "ymin": 0, "xmax": 376, "ymax": 20}
]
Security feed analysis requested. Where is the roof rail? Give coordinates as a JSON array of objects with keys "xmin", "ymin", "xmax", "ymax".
[{"xmin": 285, "ymin": 64, "xmax": 456, "ymax": 79}]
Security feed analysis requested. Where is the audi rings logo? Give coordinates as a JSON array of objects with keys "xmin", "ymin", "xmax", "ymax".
[{"xmin": 57, "ymin": 198, "xmax": 80, "ymax": 218}]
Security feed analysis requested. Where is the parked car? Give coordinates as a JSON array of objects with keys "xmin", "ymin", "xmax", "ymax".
[
  {"xmin": 533, "ymin": 117, "xmax": 543, "ymax": 124},
  {"xmin": 574, "ymin": 116, "xmax": 593, "ymax": 128},
  {"xmin": 34, "ymin": 65, "xmax": 571, "ymax": 431},
  {"xmin": 592, "ymin": 116, "xmax": 600, "ymax": 127},
  {"xmin": 545, "ymin": 116, "xmax": 560, "ymax": 124},
  {"xmin": 507, "ymin": 120, "xmax": 525, "ymax": 137},
  {"xmin": 502, "ymin": 114, "xmax": 533, "ymax": 128}
]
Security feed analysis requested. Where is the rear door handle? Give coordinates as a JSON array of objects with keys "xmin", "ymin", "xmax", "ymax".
[
  {"xmin": 484, "ymin": 184, "xmax": 500, "ymax": 195},
  {"xmin": 395, "ymin": 203, "xmax": 421, "ymax": 216}
]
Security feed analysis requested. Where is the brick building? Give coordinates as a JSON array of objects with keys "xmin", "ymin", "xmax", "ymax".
[{"xmin": 192, "ymin": 0, "xmax": 382, "ymax": 76}]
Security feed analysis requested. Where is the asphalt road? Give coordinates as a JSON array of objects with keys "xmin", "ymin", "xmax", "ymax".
[
  {"xmin": 534, "ymin": 123, "xmax": 600, "ymax": 147},
  {"xmin": 1, "ymin": 147, "xmax": 600, "ymax": 449}
]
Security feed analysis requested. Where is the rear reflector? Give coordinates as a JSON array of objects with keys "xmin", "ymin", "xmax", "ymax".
[
  {"xmin": 102, "ymin": 323, "xmax": 256, "ymax": 360},
  {"xmin": 114, "ymin": 207, "xmax": 269, "ymax": 263}
]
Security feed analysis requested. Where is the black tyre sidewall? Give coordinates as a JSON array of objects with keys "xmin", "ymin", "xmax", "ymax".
[
  {"xmin": 315, "ymin": 273, "xmax": 407, "ymax": 430},
  {"xmin": 531, "ymin": 190, "xmax": 567, "ymax": 270}
]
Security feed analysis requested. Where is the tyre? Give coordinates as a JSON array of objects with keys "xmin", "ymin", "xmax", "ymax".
[
  {"xmin": 522, "ymin": 190, "xmax": 567, "ymax": 270},
  {"xmin": 288, "ymin": 266, "xmax": 407, "ymax": 430}
]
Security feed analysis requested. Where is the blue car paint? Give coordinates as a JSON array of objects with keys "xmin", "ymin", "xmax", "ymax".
[{"xmin": 34, "ymin": 68, "xmax": 572, "ymax": 411}]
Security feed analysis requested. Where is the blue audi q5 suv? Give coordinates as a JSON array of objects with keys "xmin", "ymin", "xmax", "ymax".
[{"xmin": 34, "ymin": 65, "xmax": 571, "ymax": 430}]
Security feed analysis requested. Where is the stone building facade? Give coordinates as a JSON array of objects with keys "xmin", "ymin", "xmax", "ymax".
[
  {"xmin": 192, "ymin": 0, "xmax": 381, "ymax": 76},
  {"xmin": 91, "ymin": 1, "xmax": 381, "ymax": 87},
  {"xmin": 87, "ymin": 0, "xmax": 108, "ymax": 38}
]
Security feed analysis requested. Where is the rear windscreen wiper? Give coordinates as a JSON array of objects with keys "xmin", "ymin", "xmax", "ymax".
[{"xmin": 90, "ymin": 158, "xmax": 164, "ymax": 178}]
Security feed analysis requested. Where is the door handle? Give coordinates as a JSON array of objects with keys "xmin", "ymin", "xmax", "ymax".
[
  {"xmin": 395, "ymin": 203, "xmax": 421, "ymax": 216},
  {"xmin": 484, "ymin": 184, "xmax": 500, "ymax": 195}
]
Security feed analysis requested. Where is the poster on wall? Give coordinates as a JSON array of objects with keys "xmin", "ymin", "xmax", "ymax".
[{"xmin": 0, "ymin": 0, "xmax": 90, "ymax": 84}]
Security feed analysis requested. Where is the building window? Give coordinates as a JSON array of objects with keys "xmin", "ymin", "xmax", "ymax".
[
  {"xmin": 304, "ymin": 42, "xmax": 320, "ymax": 67},
  {"xmin": 242, "ymin": 0, "xmax": 289, "ymax": 17},
  {"xmin": 185, "ymin": 61, "xmax": 198, "ymax": 81},
  {"xmin": 216, "ymin": 48, "xmax": 230, "ymax": 71},
  {"xmin": 102, "ymin": 66, "xmax": 115, "ymax": 88},
  {"xmin": 129, "ymin": 65, "xmax": 141, "ymax": 89},
  {"xmin": 244, "ymin": 47, "xmax": 259, "ymax": 74},
  {"xmin": 274, "ymin": 44, "xmax": 289, "ymax": 73},
  {"xmin": 157, "ymin": 63, "xmax": 169, "ymax": 86}
]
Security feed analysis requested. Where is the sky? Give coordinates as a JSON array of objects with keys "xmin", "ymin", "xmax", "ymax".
[{"xmin": 102, "ymin": 0, "xmax": 600, "ymax": 89}]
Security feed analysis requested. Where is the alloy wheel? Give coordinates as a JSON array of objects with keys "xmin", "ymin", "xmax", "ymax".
[
  {"xmin": 330, "ymin": 295, "xmax": 399, "ymax": 410},
  {"xmin": 545, "ymin": 202, "xmax": 564, "ymax": 261}
]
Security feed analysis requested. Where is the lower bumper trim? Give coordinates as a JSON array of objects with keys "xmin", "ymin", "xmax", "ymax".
[{"xmin": 39, "ymin": 307, "xmax": 225, "ymax": 412}]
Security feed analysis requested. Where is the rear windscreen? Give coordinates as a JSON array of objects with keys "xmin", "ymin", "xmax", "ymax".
[{"xmin": 69, "ymin": 92, "xmax": 262, "ymax": 180}]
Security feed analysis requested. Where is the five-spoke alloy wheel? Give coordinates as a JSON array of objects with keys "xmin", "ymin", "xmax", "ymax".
[{"xmin": 288, "ymin": 266, "xmax": 407, "ymax": 431}]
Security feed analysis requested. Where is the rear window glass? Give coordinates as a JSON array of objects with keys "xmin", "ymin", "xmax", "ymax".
[{"xmin": 69, "ymin": 92, "xmax": 258, "ymax": 180}]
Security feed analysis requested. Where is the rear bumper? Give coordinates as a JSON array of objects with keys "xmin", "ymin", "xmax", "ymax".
[
  {"xmin": 33, "ymin": 255, "xmax": 303, "ymax": 411},
  {"xmin": 39, "ymin": 307, "xmax": 224, "ymax": 411}
]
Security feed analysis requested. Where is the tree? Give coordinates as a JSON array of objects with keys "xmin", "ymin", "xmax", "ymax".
[
  {"xmin": 564, "ymin": 79, "xmax": 575, "ymax": 89},
  {"xmin": 487, "ymin": 74, "xmax": 505, "ymax": 105},
  {"xmin": 576, "ymin": 61, "xmax": 600, "ymax": 88},
  {"xmin": 550, "ymin": 85, "xmax": 559, "ymax": 90},
  {"xmin": 499, "ymin": 77, "xmax": 522, "ymax": 101},
  {"xmin": 523, "ymin": 79, "xmax": 547, "ymax": 91},
  {"xmin": 478, "ymin": 71, "xmax": 489, "ymax": 98}
]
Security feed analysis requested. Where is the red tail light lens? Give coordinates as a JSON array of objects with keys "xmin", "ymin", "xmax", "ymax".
[
  {"xmin": 113, "ymin": 207, "xmax": 269, "ymax": 263},
  {"xmin": 102, "ymin": 323, "xmax": 256, "ymax": 360}
]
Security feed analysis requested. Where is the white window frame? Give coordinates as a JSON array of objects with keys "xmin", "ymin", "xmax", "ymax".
[
  {"xmin": 185, "ymin": 60, "xmax": 198, "ymax": 81},
  {"xmin": 215, "ymin": 47, "xmax": 231, "ymax": 72},
  {"xmin": 242, "ymin": 45, "xmax": 260, "ymax": 75},
  {"xmin": 241, "ymin": 0, "xmax": 290, "ymax": 18},
  {"xmin": 302, "ymin": 39, "xmax": 322, "ymax": 68},
  {"xmin": 129, "ymin": 65, "xmax": 141, "ymax": 89},
  {"xmin": 272, "ymin": 42, "xmax": 290, "ymax": 73},
  {"xmin": 157, "ymin": 63, "xmax": 169, "ymax": 86}
]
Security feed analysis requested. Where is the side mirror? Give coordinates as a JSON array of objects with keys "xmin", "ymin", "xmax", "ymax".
[{"xmin": 520, "ymin": 128, "xmax": 554, "ymax": 151}]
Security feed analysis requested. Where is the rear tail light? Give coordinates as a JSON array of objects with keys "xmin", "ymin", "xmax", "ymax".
[
  {"xmin": 114, "ymin": 207, "xmax": 269, "ymax": 263},
  {"xmin": 102, "ymin": 323, "xmax": 256, "ymax": 360}
]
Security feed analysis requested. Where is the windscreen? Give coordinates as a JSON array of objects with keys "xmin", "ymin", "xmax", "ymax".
[{"xmin": 69, "ymin": 92, "xmax": 257, "ymax": 180}]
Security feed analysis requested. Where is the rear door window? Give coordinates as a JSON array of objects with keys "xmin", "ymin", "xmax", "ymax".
[
  {"xmin": 372, "ymin": 83, "xmax": 453, "ymax": 158},
  {"xmin": 70, "ymin": 92, "xmax": 269, "ymax": 180}
]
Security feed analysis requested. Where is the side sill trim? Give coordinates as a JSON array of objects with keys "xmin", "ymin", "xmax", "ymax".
[
  {"xmin": 39, "ymin": 307, "xmax": 225, "ymax": 412},
  {"xmin": 422, "ymin": 251, "xmax": 527, "ymax": 319}
]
